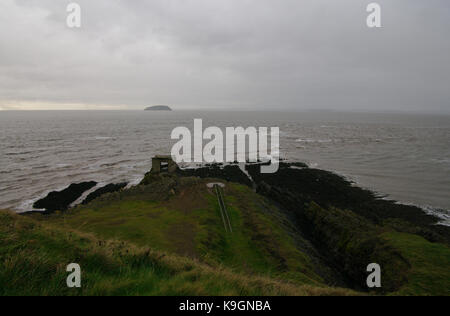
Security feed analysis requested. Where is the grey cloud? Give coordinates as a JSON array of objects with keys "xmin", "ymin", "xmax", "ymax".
[{"xmin": 0, "ymin": 0, "xmax": 449, "ymax": 112}]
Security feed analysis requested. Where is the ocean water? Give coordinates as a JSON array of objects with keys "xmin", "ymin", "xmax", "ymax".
[{"xmin": 0, "ymin": 110, "xmax": 449, "ymax": 224}]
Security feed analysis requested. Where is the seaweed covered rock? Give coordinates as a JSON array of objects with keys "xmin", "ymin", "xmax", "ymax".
[
  {"xmin": 33, "ymin": 182, "xmax": 97, "ymax": 212},
  {"xmin": 82, "ymin": 183, "xmax": 128, "ymax": 205},
  {"xmin": 177, "ymin": 163, "xmax": 253, "ymax": 187},
  {"xmin": 246, "ymin": 162, "xmax": 449, "ymax": 242}
]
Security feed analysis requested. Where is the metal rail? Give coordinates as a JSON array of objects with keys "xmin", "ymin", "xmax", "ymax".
[{"xmin": 214, "ymin": 185, "xmax": 232, "ymax": 233}]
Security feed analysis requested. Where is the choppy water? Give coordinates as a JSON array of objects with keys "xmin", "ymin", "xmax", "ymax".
[{"xmin": 0, "ymin": 110, "xmax": 449, "ymax": 225}]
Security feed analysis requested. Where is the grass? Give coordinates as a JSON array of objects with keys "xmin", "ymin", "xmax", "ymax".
[
  {"xmin": 224, "ymin": 183, "xmax": 324, "ymax": 284},
  {"xmin": 37, "ymin": 178, "xmax": 325, "ymax": 286},
  {"xmin": 0, "ymin": 211, "xmax": 355, "ymax": 296},
  {"xmin": 383, "ymin": 232, "xmax": 450, "ymax": 296}
]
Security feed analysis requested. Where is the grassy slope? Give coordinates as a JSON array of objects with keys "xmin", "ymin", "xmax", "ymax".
[
  {"xmin": 303, "ymin": 202, "xmax": 450, "ymax": 295},
  {"xmin": 0, "ymin": 211, "xmax": 354, "ymax": 296},
  {"xmin": 384, "ymin": 232, "xmax": 450, "ymax": 296},
  {"xmin": 36, "ymin": 177, "xmax": 325, "ymax": 286}
]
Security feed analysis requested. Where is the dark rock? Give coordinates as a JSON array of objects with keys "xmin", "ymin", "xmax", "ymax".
[
  {"xmin": 177, "ymin": 163, "xmax": 253, "ymax": 187},
  {"xmin": 33, "ymin": 181, "xmax": 97, "ymax": 212},
  {"xmin": 246, "ymin": 162, "xmax": 441, "ymax": 228},
  {"xmin": 82, "ymin": 183, "xmax": 128, "ymax": 205}
]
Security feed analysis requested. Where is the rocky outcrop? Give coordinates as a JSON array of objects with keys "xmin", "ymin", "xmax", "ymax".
[
  {"xmin": 245, "ymin": 162, "xmax": 447, "ymax": 237},
  {"xmin": 33, "ymin": 182, "xmax": 97, "ymax": 212},
  {"xmin": 176, "ymin": 164, "xmax": 253, "ymax": 187},
  {"xmin": 82, "ymin": 183, "xmax": 128, "ymax": 205}
]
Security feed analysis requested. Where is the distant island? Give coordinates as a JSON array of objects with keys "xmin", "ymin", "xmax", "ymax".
[{"xmin": 145, "ymin": 105, "xmax": 172, "ymax": 111}]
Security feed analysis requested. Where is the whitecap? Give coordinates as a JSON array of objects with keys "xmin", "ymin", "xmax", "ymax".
[
  {"xmin": 295, "ymin": 138, "xmax": 333, "ymax": 143},
  {"xmin": 94, "ymin": 136, "xmax": 113, "ymax": 140}
]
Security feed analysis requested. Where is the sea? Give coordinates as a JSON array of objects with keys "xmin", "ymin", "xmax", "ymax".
[{"xmin": 0, "ymin": 110, "xmax": 449, "ymax": 225}]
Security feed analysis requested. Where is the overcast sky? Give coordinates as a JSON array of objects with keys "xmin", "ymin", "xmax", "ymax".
[{"xmin": 0, "ymin": 0, "xmax": 449, "ymax": 112}]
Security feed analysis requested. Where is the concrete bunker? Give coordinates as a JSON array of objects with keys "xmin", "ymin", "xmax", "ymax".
[{"xmin": 151, "ymin": 155, "xmax": 178, "ymax": 174}]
